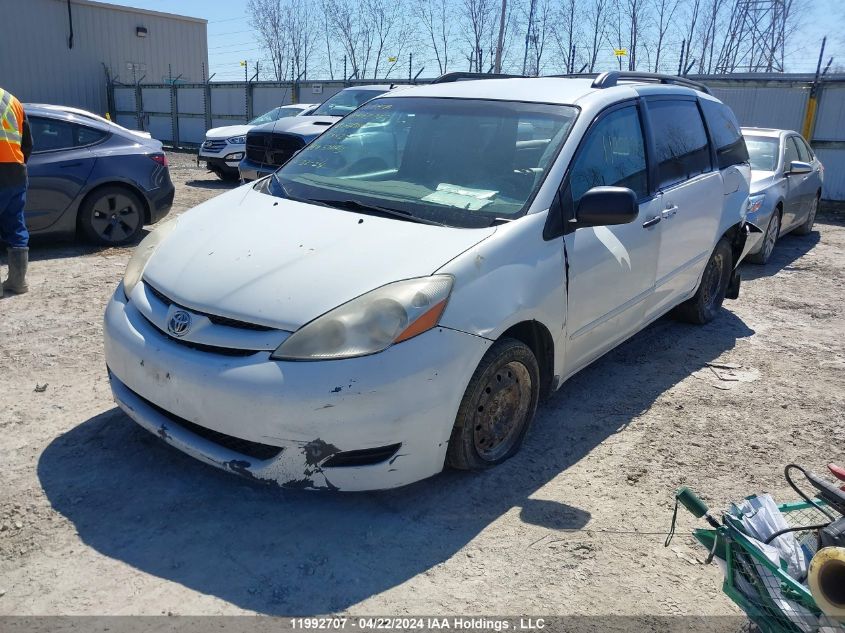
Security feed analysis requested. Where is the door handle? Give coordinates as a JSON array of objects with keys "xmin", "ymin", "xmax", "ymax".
[
  {"xmin": 662, "ymin": 205, "xmax": 678, "ymax": 219},
  {"xmin": 642, "ymin": 216, "xmax": 662, "ymax": 228},
  {"xmin": 60, "ymin": 162, "xmax": 83, "ymax": 168}
]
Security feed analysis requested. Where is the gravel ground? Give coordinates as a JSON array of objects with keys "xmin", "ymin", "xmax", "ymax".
[{"xmin": 0, "ymin": 151, "xmax": 843, "ymax": 618}]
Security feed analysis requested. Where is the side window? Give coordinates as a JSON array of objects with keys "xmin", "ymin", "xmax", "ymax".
[
  {"xmin": 30, "ymin": 117, "xmax": 75, "ymax": 152},
  {"xmin": 783, "ymin": 136, "xmax": 800, "ymax": 168},
  {"xmin": 567, "ymin": 105, "xmax": 648, "ymax": 208},
  {"xmin": 76, "ymin": 125, "xmax": 108, "ymax": 147},
  {"xmin": 794, "ymin": 136, "xmax": 813, "ymax": 162},
  {"xmin": 700, "ymin": 99, "xmax": 749, "ymax": 169},
  {"xmin": 647, "ymin": 99, "xmax": 712, "ymax": 189}
]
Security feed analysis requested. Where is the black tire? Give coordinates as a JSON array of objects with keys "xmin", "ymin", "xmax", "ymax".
[
  {"xmin": 793, "ymin": 193, "xmax": 819, "ymax": 236},
  {"xmin": 446, "ymin": 338, "xmax": 540, "ymax": 471},
  {"xmin": 213, "ymin": 168, "xmax": 240, "ymax": 182},
  {"xmin": 747, "ymin": 209, "xmax": 780, "ymax": 264},
  {"xmin": 673, "ymin": 238, "xmax": 733, "ymax": 325},
  {"xmin": 78, "ymin": 186, "xmax": 145, "ymax": 245}
]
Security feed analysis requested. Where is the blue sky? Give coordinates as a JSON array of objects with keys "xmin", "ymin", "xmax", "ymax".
[{"xmin": 103, "ymin": 0, "xmax": 843, "ymax": 80}]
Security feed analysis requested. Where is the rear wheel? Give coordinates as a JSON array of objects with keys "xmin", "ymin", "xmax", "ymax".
[
  {"xmin": 673, "ymin": 238, "xmax": 733, "ymax": 325},
  {"xmin": 748, "ymin": 210, "xmax": 780, "ymax": 264},
  {"xmin": 78, "ymin": 186, "xmax": 145, "ymax": 245},
  {"xmin": 446, "ymin": 338, "xmax": 540, "ymax": 471},
  {"xmin": 794, "ymin": 194, "xmax": 819, "ymax": 235}
]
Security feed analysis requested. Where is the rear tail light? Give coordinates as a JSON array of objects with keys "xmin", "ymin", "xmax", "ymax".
[{"xmin": 149, "ymin": 153, "xmax": 168, "ymax": 167}]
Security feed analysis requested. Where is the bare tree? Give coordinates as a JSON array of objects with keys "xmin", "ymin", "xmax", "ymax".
[
  {"xmin": 696, "ymin": 0, "xmax": 726, "ymax": 73},
  {"xmin": 248, "ymin": 0, "xmax": 290, "ymax": 80},
  {"xmin": 651, "ymin": 0, "xmax": 680, "ymax": 72},
  {"xmin": 585, "ymin": 0, "xmax": 609, "ymax": 71},
  {"xmin": 413, "ymin": 0, "xmax": 453, "ymax": 74},
  {"xmin": 325, "ymin": 0, "xmax": 374, "ymax": 78},
  {"xmin": 552, "ymin": 0, "xmax": 579, "ymax": 73},
  {"xmin": 526, "ymin": 0, "xmax": 554, "ymax": 75},
  {"xmin": 680, "ymin": 0, "xmax": 702, "ymax": 73},
  {"xmin": 623, "ymin": 0, "xmax": 650, "ymax": 70},
  {"xmin": 287, "ymin": 0, "xmax": 319, "ymax": 80},
  {"xmin": 460, "ymin": 0, "xmax": 497, "ymax": 72},
  {"xmin": 365, "ymin": 0, "xmax": 409, "ymax": 79}
]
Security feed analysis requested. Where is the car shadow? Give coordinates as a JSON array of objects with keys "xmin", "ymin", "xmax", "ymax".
[
  {"xmin": 37, "ymin": 310, "xmax": 753, "ymax": 614},
  {"xmin": 185, "ymin": 178, "xmax": 240, "ymax": 190},
  {"xmin": 23, "ymin": 229, "xmax": 151, "ymax": 262},
  {"xmin": 741, "ymin": 229, "xmax": 820, "ymax": 281}
]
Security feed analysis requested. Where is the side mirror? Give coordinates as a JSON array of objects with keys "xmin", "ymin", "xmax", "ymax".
[
  {"xmin": 787, "ymin": 160, "xmax": 812, "ymax": 175},
  {"xmin": 576, "ymin": 186, "xmax": 638, "ymax": 227}
]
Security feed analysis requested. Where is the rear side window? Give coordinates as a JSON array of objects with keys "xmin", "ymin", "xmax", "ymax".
[
  {"xmin": 647, "ymin": 100, "xmax": 712, "ymax": 189},
  {"xmin": 76, "ymin": 126, "xmax": 108, "ymax": 147},
  {"xmin": 30, "ymin": 117, "xmax": 75, "ymax": 152},
  {"xmin": 566, "ymin": 105, "xmax": 648, "ymax": 205},
  {"xmin": 700, "ymin": 99, "xmax": 749, "ymax": 169}
]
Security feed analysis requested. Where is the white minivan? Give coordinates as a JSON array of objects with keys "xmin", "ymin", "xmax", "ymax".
[{"xmin": 104, "ymin": 72, "xmax": 754, "ymax": 491}]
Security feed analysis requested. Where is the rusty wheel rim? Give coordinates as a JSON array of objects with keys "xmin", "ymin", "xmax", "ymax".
[{"xmin": 472, "ymin": 361, "xmax": 532, "ymax": 461}]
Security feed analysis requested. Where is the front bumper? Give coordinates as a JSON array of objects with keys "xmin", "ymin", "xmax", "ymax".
[
  {"xmin": 743, "ymin": 207, "xmax": 772, "ymax": 256},
  {"xmin": 199, "ymin": 143, "xmax": 245, "ymax": 174},
  {"xmin": 238, "ymin": 158, "xmax": 276, "ymax": 182},
  {"xmin": 103, "ymin": 287, "xmax": 490, "ymax": 491}
]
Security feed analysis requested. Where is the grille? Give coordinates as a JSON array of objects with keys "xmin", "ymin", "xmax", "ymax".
[
  {"xmin": 322, "ymin": 443, "xmax": 402, "ymax": 468},
  {"xmin": 145, "ymin": 283, "xmax": 274, "ymax": 332},
  {"xmin": 127, "ymin": 384, "xmax": 283, "ymax": 461},
  {"xmin": 245, "ymin": 132, "xmax": 304, "ymax": 167},
  {"xmin": 202, "ymin": 139, "xmax": 227, "ymax": 152}
]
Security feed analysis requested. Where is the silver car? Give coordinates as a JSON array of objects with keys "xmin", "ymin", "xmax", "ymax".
[{"xmin": 742, "ymin": 127, "xmax": 824, "ymax": 264}]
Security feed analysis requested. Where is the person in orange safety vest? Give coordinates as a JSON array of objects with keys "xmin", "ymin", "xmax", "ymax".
[{"xmin": 0, "ymin": 86, "xmax": 33, "ymax": 295}]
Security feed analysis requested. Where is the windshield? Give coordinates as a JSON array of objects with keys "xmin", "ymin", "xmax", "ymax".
[
  {"xmin": 249, "ymin": 106, "xmax": 303, "ymax": 126},
  {"xmin": 268, "ymin": 97, "xmax": 579, "ymax": 228},
  {"xmin": 311, "ymin": 89, "xmax": 388, "ymax": 118},
  {"xmin": 745, "ymin": 136, "xmax": 779, "ymax": 171}
]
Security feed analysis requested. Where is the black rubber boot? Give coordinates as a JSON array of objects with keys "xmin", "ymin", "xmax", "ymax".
[{"xmin": 4, "ymin": 247, "xmax": 29, "ymax": 294}]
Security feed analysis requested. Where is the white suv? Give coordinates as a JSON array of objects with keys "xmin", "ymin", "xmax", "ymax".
[
  {"xmin": 105, "ymin": 72, "xmax": 755, "ymax": 491},
  {"xmin": 198, "ymin": 104, "xmax": 318, "ymax": 180}
]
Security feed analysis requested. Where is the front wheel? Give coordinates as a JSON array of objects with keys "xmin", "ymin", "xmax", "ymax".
[
  {"xmin": 673, "ymin": 238, "xmax": 733, "ymax": 325},
  {"xmin": 748, "ymin": 210, "xmax": 780, "ymax": 264},
  {"xmin": 446, "ymin": 338, "xmax": 540, "ymax": 471}
]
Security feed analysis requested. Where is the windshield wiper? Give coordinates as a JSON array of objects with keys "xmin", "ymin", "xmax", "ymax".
[{"xmin": 310, "ymin": 199, "xmax": 445, "ymax": 226}]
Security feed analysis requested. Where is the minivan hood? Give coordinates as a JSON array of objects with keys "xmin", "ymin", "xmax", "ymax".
[
  {"xmin": 206, "ymin": 124, "xmax": 252, "ymax": 140},
  {"xmin": 142, "ymin": 186, "xmax": 495, "ymax": 331},
  {"xmin": 251, "ymin": 116, "xmax": 340, "ymax": 141}
]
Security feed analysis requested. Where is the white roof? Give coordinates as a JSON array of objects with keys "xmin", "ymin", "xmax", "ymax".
[{"xmin": 380, "ymin": 77, "xmax": 704, "ymax": 109}]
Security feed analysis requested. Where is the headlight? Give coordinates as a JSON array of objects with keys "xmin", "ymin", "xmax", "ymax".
[
  {"xmin": 271, "ymin": 275, "xmax": 454, "ymax": 361},
  {"xmin": 747, "ymin": 194, "xmax": 765, "ymax": 215},
  {"xmin": 122, "ymin": 219, "xmax": 178, "ymax": 297},
  {"xmin": 227, "ymin": 135, "xmax": 246, "ymax": 144}
]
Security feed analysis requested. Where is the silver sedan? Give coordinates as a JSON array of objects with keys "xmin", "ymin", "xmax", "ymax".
[{"xmin": 742, "ymin": 127, "xmax": 824, "ymax": 264}]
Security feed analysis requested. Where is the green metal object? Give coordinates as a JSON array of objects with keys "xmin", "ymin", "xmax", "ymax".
[{"xmin": 676, "ymin": 486, "xmax": 709, "ymax": 518}]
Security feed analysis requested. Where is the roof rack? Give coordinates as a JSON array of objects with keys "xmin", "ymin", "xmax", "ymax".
[
  {"xmin": 431, "ymin": 72, "xmax": 526, "ymax": 84},
  {"xmin": 589, "ymin": 71, "xmax": 711, "ymax": 94}
]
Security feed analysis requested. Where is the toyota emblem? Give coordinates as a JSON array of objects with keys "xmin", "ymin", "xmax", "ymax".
[{"xmin": 167, "ymin": 310, "xmax": 192, "ymax": 337}]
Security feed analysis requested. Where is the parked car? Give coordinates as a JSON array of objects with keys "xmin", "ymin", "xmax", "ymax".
[
  {"xmin": 105, "ymin": 72, "xmax": 754, "ymax": 491},
  {"xmin": 23, "ymin": 104, "xmax": 174, "ymax": 245},
  {"xmin": 198, "ymin": 103, "xmax": 319, "ymax": 181},
  {"xmin": 741, "ymin": 127, "xmax": 824, "ymax": 264},
  {"xmin": 238, "ymin": 85, "xmax": 394, "ymax": 181}
]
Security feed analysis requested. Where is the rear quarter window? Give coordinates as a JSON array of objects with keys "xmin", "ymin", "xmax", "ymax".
[{"xmin": 700, "ymin": 99, "xmax": 749, "ymax": 169}]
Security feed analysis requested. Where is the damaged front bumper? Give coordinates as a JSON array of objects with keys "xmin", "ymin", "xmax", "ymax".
[{"xmin": 103, "ymin": 288, "xmax": 489, "ymax": 491}]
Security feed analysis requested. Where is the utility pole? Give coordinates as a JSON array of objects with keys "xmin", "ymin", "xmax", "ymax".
[
  {"xmin": 677, "ymin": 39, "xmax": 685, "ymax": 75},
  {"xmin": 409, "ymin": 53, "xmax": 412, "ymax": 82},
  {"xmin": 494, "ymin": 0, "xmax": 507, "ymax": 73}
]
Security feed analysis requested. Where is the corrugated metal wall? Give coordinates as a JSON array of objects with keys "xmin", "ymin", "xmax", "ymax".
[{"xmin": 0, "ymin": 0, "xmax": 207, "ymax": 115}]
